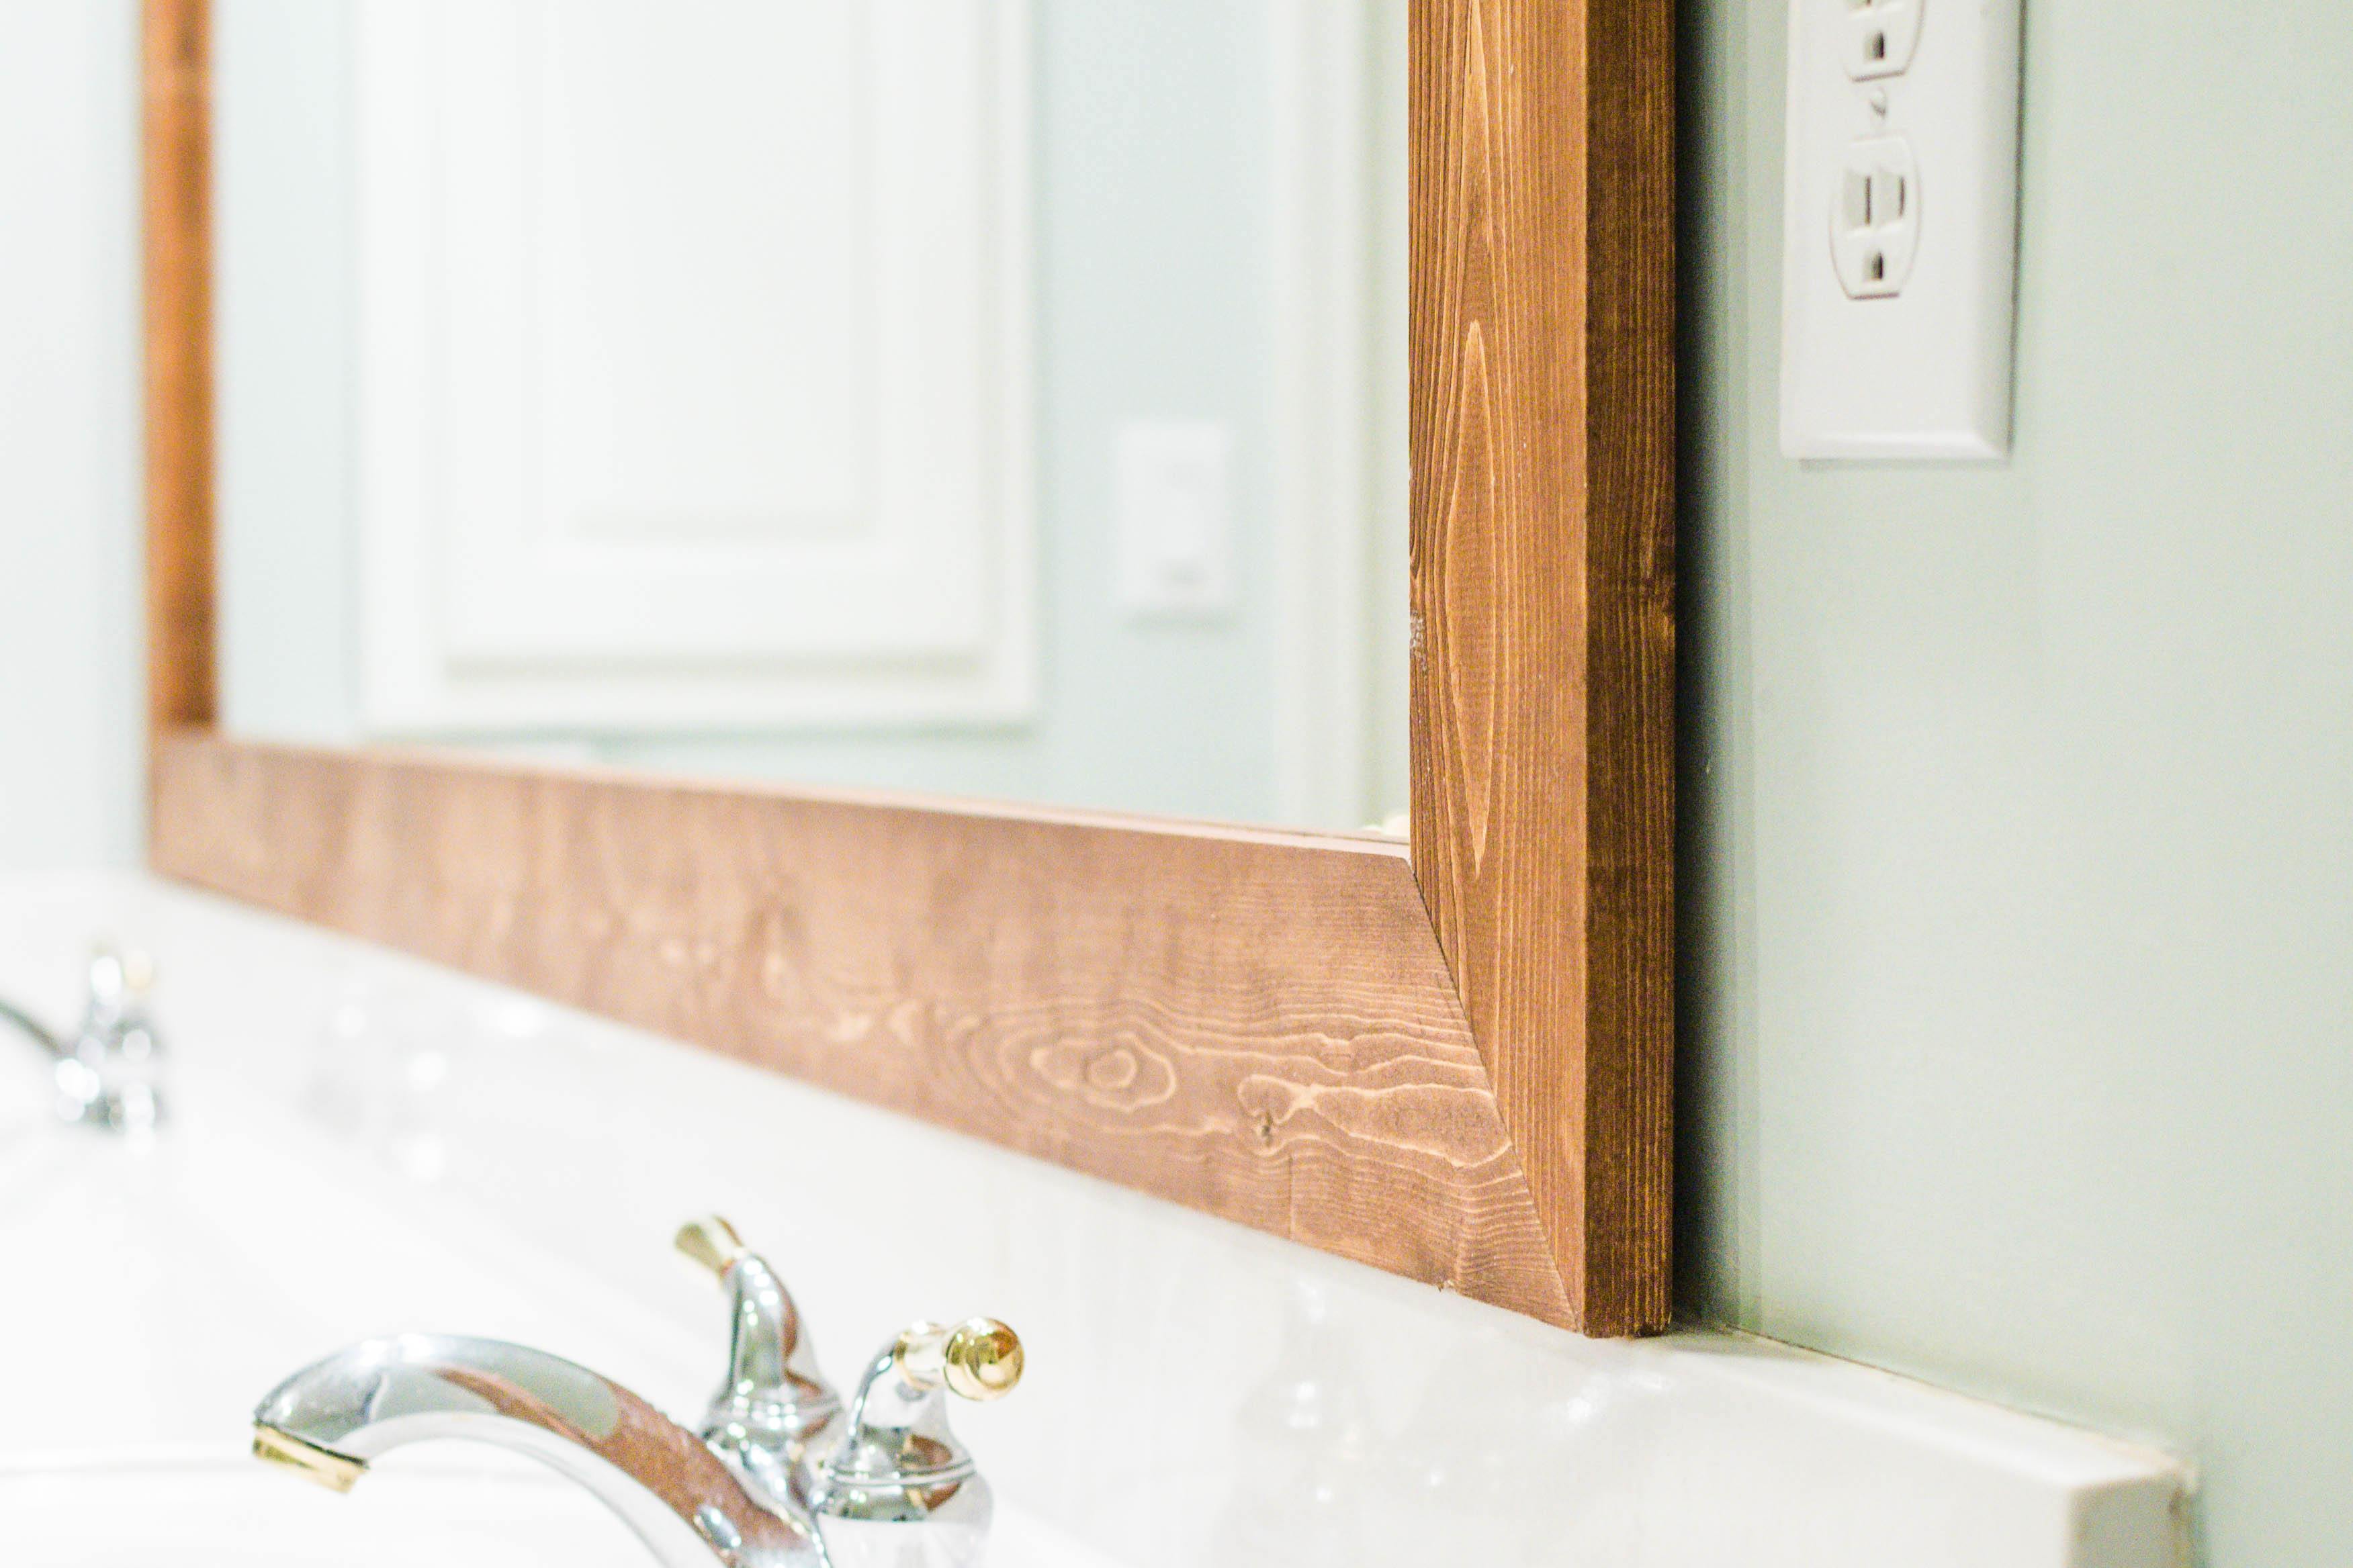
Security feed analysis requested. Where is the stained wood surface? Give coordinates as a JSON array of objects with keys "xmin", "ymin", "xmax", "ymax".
[
  {"xmin": 142, "ymin": 0, "xmax": 215, "ymax": 740},
  {"xmin": 152, "ymin": 733, "xmax": 1577, "ymax": 1326},
  {"xmin": 1409, "ymin": 0, "xmax": 1677, "ymax": 1333}
]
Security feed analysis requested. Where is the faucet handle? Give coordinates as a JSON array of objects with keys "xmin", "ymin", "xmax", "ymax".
[
  {"xmin": 67, "ymin": 942, "xmax": 164, "ymax": 1132},
  {"xmin": 675, "ymin": 1213, "xmax": 752, "ymax": 1277},
  {"xmin": 892, "ymin": 1318, "xmax": 1024, "ymax": 1403},
  {"xmin": 673, "ymin": 1214, "xmax": 844, "ymax": 1502},
  {"xmin": 808, "ymin": 1318, "xmax": 1021, "ymax": 1565},
  {"xmin": 85, "ymin": 943, "xmax": 154, "ymax": 1011}
]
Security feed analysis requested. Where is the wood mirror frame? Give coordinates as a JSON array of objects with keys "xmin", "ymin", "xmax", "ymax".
[{"xmin": 138, "ymin": 0, "xmax": 1673, "ymax": 1334}]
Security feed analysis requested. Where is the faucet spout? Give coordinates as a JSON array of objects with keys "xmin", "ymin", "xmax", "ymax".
[
  {"xmin": 253, "ymin": 1334, "xmax": 830, "ymax": 1567},
  {"xmin": 0, "ymin": 997, "xmax": 63, "ymax": 1060}
]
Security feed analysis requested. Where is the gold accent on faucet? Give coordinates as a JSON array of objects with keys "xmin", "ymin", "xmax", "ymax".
[
  {"xmin": 252, "ymin": 1423, "xmax": 367, "ymax": 1493},
  {"xmin": 894, "ymin": 1318, "xmax": 1023, "ymax": 1402},
  {"xmin": 674, "ymin": 1213, "xmax": 750, "ymax": 1277},
  {"xmin": 943, "ymin": 1319, "xmax": 1022, "ymax": 1401}
]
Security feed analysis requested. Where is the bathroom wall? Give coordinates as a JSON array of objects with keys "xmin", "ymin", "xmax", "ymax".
[
  {"xmin": 0, "ymin": 2, "xmax": 142, "ymax": 870},
  {"xmin": 1681, "ymin": 1, "xmax": 2353, "ymax": 1561},
  {"xmin": 7, "ymin": 0, "xmax": 2348, "ymax": 1558}
]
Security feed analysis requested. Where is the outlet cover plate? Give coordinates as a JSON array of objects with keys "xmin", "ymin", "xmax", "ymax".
[{"xmin": 1780, "ymin": 0, "xmax": 2022, "ymax": 460}]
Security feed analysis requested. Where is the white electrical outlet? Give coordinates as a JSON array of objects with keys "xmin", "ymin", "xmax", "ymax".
[{"xmin": 1780, "ymin": 0, "xmax": 2021, "ymax": 459}]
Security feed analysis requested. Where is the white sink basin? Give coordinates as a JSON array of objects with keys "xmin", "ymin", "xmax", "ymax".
[
  {"xmin": 0, "ymin": 1452, "xmax": 652, "ymax": 1568},
  {"xmin": 0, "ymin": 1450, "xmax": 1126, "ymax": 1567},
  {"xmin": 0, "ymin": 1085, "xmax": 1124, "ymax": 1567}
]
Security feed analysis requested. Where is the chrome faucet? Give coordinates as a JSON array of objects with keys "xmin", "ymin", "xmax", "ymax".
[
  {"xmin": 253, "ymin": 1332, "xmax": 831, "ymax": 1566},
  {"xmin": 0, "ymin": 945, "xmax": 165, "ymax": 1132},
  {"xmin": 252, "ymin": 1215, "xmax": 1023, "ymax": 1568}
]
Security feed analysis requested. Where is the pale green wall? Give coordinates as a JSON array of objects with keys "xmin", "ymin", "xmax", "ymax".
[
  {"xmin": 0, "ymin": 2, "xmax": 140, "ymax": 869},
  {"xmin": 1681, "ymin": 1, "xmax": 2353, "ymax": 1561}
]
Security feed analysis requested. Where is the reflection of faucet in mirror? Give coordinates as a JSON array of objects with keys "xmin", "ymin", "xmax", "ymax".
[
  {"xmin": 253, "ymin": 1215, "xmax": 1022, "ymax": 1568},
  {"xmin": 0, "ymin": 944, "xmax": 165, "ymax": 1132}
]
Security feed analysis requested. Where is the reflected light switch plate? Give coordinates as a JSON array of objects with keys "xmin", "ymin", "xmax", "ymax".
[{"xmin": 1114, "ymin": 419, "xmax": 1233, "ymax": 618}]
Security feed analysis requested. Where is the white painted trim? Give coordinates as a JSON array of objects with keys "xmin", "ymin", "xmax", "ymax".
[{"xmin": 1268, "ymin": 1, "xmax": 1377, "ymax": 831}]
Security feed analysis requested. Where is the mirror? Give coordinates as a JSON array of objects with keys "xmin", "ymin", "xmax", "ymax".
[{"xmin": 211, "ymin": 1, "xmax": 1408, "ymax": 833}]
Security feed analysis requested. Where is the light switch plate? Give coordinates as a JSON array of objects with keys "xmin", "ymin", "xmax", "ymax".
[
  {"xmin": 1779, "ymin": 0, "xmax": 2022, "ymax": 460},
  {"xmin": 1113, "ymin": 418, "xmax": 1233, "ymax": 618}
]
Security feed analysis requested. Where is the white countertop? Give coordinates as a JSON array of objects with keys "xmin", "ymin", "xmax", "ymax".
[{"xmin": 0, "ymin": 872, "xmax": 2187, "ymax": 1565}]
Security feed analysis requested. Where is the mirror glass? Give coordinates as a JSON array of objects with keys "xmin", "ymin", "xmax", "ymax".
[{"xmin": 212, "ymin": 1, "xmax": 1407, "ymax": 833}]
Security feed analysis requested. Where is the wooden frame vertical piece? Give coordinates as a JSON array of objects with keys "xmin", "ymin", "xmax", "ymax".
[
  {"xmin": 1409, "ymin": 0, "xmax": 1677, "ymax": 1332},
  {"xmin": 140, "ymin": 0, "xmax": 1674, "ymax": 1335},
  {"xmin": 144, "ymin": 0, "xmax": 215, "ymax": 745}
]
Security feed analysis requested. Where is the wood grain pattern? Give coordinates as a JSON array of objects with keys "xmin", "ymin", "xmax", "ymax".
[
  {"xmin": 152, "ymin": 733, "xmax": 1577, "ymax": 1327},
  {"xmin": 142, "ymin": 0, "xmax": 215, "ymax": 741},
  {"xmin": 1409, "ymin": 0, "xmax": 1677, "ymax": 1334}
]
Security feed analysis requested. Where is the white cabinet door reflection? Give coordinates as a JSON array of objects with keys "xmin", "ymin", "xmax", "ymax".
[{"xmin": 356, "ymin": 0, "xmax": 1032, "ymax": 731}]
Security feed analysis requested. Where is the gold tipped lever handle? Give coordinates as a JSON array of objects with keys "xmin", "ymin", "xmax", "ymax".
[
  {"xmin": 674, "ymin": 1213, "xmax": 750, "ymax": 1277},
  {"xmin": 810, "ymin": 1316, "xmax": 1024, "ymax": 1542},
  {"xmin": 893, "ymin": 1318, "xmax": 1024, "ymax": 1403},
  {"xmin": 670, "ymin": 1213, "xmax": 845, "ymax": 1489}
]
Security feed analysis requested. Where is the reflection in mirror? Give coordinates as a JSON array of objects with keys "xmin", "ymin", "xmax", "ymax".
[{"xmin": 214, "ymin": 1, "xmax": 1408, "ymax": 832}]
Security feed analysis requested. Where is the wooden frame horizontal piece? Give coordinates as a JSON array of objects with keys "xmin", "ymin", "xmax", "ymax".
[
  {"xmin": 144, "ymin": 0, "xmax": 1673, "ymax": 1334},
  {"xmin": 152, "ymin": 732, "xmax": 1572, "ymax": 1324}
]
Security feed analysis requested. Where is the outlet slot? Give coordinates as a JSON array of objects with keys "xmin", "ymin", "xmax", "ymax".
[
  {"xmin": 1829, "ymin": 137, "xmax": 1920, "ymax": 298},
  {"xmin": 1841, "ymin": 168, "xmax": 1908, "ymax": 234},
  {"xmin": 1840, "ymin": 0, "xmax": 1923, "ymax": 79}
]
